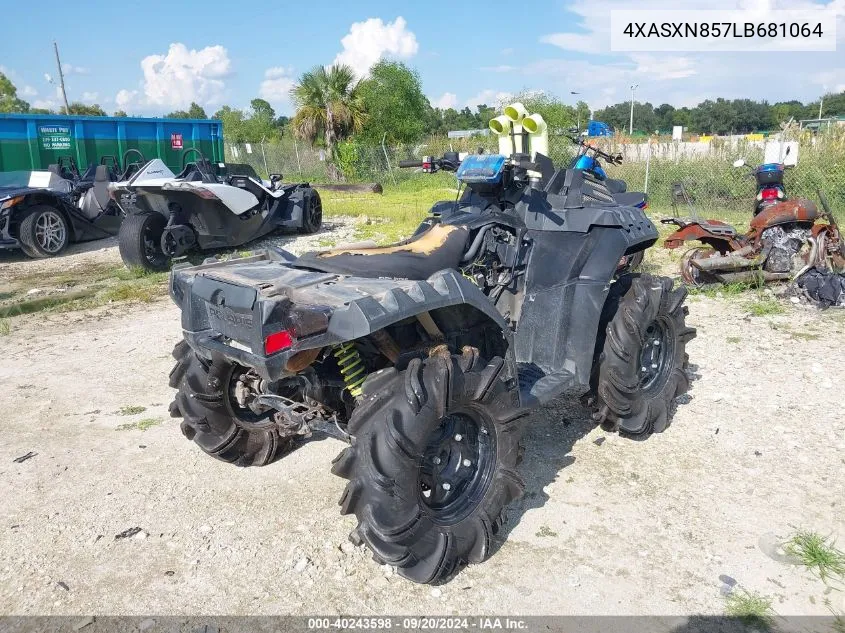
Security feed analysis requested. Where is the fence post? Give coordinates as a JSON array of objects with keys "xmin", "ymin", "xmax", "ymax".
[
  {"xmin": 293, "ymin": 137, "xmax": 303, "ymax": 179},
  {"xmin": 260, "ymin": 136, "xmax": 270, "ymax": 178},
  {"xmin": 382, "ymin": 133, "xmax": 397, "ymax": 186},
  {"xmin": 644, "ymin": 138, "xmax": 652, "ymax": 194}
]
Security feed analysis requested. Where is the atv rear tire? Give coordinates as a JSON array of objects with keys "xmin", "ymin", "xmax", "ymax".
[
  {"xmin": 119, "ymin": 212, "xmax": 170, "ymax": 272},
  {"xmin": 592, "ymin": 274, "xmax": 695, "ymax": 438},
  {"xmin": 299, "ymin": 189, "xmax": 322, "ymax": 234},
  {"xmin": 18, "ymin": 205, "xmax": 70, "ymax": 258},
  {"xmin": 331, "ymin": 346, "xmax": 525, "ymax": 585},
  {"xmin": 168, "ymin": 340, "xmax": 290, "ymax": 466}
]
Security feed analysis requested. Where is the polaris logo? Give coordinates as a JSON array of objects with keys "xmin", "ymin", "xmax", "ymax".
[{"xmin": 207, "ymin": 305, "xmax": 253, "ymax": 328}]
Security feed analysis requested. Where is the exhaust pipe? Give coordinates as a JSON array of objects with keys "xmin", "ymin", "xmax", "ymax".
[
  {"xmin": 522, "ymin": 113, "xmax": 548, "ymax": 159},
  {"xmin": 489, "ymin": 115, "xmax": 515, "ymax": 155}
]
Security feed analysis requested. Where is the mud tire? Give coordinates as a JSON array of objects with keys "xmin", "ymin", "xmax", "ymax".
[
  {"xmin": 168, "ymin": 340, "xmax": 290, "ymax": 466},
  {"xmin": 591, "ymin": 274, "xmax": 695, "ymax": 438},
  {"xmin": 331, "ymin": 347, "xmax": 525, "ymax": 584}
]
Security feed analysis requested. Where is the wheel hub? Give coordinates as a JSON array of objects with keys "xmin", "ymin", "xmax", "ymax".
[
  {"xmin": 35, "ymin": 211, "xmax": 66, "ymax": 253},
  {"xmin": 418, "ymin": 412, "xmax": 495, "ymax": 524},
  {"xmin": 638, "ymin": 319, "xmax": 673, "ymax": 391}
]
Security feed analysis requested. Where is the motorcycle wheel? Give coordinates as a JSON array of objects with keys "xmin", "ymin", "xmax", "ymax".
[{"xmin": 680, "ymin": 247, "xmax": 717, "ymax": 287}]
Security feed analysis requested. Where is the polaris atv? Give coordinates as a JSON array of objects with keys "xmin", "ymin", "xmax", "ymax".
[
  {"xmin": 167, "ymin": 119, "xmax": 695, "ymax": 584},
  {"xmin": 114, "ymin": 148, "xmax": 322, "ymax": 272}
]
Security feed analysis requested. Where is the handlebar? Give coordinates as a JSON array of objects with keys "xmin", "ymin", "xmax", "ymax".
[
  {"xmin": 398, "ymin": 155, "xmax": 461, "ymax": 174},
  {"xmin": 567, "ymin": 134, "xmax": 623, "ymax": 165}
]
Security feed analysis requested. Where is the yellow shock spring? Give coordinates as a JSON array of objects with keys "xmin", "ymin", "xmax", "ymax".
[{"xmin": 333, "ymin": 342, "xmax": 367, "ymax": 398}]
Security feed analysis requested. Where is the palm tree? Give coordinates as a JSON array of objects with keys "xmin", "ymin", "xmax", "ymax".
[{"xmin": 290, "ymin": 64, "xmax": 365, "ymax": 180}]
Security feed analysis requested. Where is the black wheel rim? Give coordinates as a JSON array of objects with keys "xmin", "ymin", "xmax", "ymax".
[
  {"xmin": 309, "ymin": 196, "xmax": 322, "ymax": 228},
  {"xmin": 638, "ymin": 318, "xmax": 675, "ymax": 392},
  {"xmin": 418, "ymin": 410, "xmax": 496, "ymax": 525},
  {"xmin": 141, "ymin": 219, "xmax": 167, "ymax": 266}
]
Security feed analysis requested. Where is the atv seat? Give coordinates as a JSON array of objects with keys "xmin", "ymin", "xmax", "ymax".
[
  {"xmin": 605, "ymin": 178, "xmax": 627, "ymax": 194},
  {"xmin": 79, "ymin": 165, "xmax": 112, "ymax": 219},
  {"xmin": 295, "ymin": 224, "xmax": 470, "ymax": 280},
  {"xmin": 228, "ymin": 175, "xmax": 267, "ymax": 203},
  {"xmin": 613, "ymin": 192, "xmax": 646, "ymax": 207}
]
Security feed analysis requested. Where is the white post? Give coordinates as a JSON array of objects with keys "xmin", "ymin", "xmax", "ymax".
[
  {"xmin": 644, "ymin": 138, "xmax": 652, "ymax": 194},
  {"xmin": 293, "ymin": 137, "xmax": 303, "ymax": 179},
  {"xmin": 260, "ymin": 136, "xmax": 269, "ymax": 178},
  {"xmin": 629, "ymin": 84, "xmax": 638, "ymax": 135},
  {"xmin": 382, "ymin": 133, "xmax": 396, "ymax": 186}
]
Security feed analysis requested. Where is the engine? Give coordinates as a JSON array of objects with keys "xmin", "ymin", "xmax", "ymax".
[{"xmin": 761, "ymin": 225, "xmax": 810, "ymax": 273}]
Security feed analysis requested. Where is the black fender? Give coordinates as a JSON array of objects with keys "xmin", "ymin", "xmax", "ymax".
[{"xmin": 171, "ymin": 257, "xmax": 516, "ymax": 384}]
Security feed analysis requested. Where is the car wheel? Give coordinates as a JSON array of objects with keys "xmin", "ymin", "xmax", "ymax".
[
  {"xmin": 299, "ymin": 189, "xmax": 322, "ymax": 234},
  {"xmin": 18, "ymin": 205, "xmax": 70, "ymax": 258}
]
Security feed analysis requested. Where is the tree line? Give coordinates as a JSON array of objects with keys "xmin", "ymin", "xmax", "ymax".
[
  {"xmin": 3, "ymin": 65, "xmax": 844, "ymax": 147},
  {"xmin": 594, "ymin": 95, "xmax": 845, "ymax": 135}
]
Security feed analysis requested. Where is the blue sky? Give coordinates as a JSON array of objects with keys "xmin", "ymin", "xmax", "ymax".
[{"xmin": 1, "ymin": 0, "xmax": 843, "ymax": 117}]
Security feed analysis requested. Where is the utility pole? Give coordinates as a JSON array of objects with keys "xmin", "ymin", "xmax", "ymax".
[
  {"xmin": 629, "ymin": 84, "xmax": 638, "ymax": 135},
  {"xmin": 53, "ymin": 41, "xmax": 70, "ymax": 114},
  {"xmin": 570, "ymin": 91, "xmax": 581, "ymax": 130},
  {"xmin": 818, "ymin": 95, "xmax": 824, "ymax": 120}
]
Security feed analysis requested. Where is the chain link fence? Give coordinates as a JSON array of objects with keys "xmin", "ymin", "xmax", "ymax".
[{"xmin": 225, "ymin": 129, "xmax": 845, "ymax": 220}]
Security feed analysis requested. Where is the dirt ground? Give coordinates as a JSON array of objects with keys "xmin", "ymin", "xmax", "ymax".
[{"xmin": 1, "ymin": 242, "xmax": 845, "ymax": 619}]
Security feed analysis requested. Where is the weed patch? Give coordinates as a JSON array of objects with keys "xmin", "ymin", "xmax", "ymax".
[
  {"xmin": 115, "ymin": 417, "xmax": 163, "ymax": 431},
  {"xmin": 785, "ymin": 530, "xmax": 845, "ymax": 583},
  {"xmin": 118, "ymin": 405, "xmax": 147, "ymax": 416},
  {"xmin": 724, "ymin": 590, "xmax": 775, "ymax": 630}
]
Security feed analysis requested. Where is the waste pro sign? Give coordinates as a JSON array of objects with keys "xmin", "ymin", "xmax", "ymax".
[
  {"xmin": 38, "ymin": 125, "xmax": 72, "ymax": 151},
  {"xmin": 171, "ymin": 133, "xmax": 183, "ymax": 150}
]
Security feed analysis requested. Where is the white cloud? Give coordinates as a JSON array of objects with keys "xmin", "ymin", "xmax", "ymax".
[
  {"xmin": 115, "ymin": 89, "xmax": 139, "ymax": 110},
  {"xmin": 259, "ymin": 67, "xmax": 295, "ymax": 108},
  {"xmin": 62, "ymin": 64, "xmax": 90, "ymax": 76},
  {"xmin": 21, "ymin": 85, "xmax": 37, "ymax": 97},
  {"xmin": 32, "ymin": 86, "xmax": 64, "ymax": 111},
  {"xmin": 630, "ymin": 54, "xmax": 697, "ymax": 80},
  {"xmin": 81, "ymin": 91, "xmax": 100, "ymax": 103},
  {"xmin": 464, "ymin": 90, "xmax": 513, "ymax": 109},
  {"xmin": 333, "ymin": 17, "xmax": 418, "ymax": 76},
  {"xmin": 432, "ymin": 92, "xmax": 457, "ymax": 109},
  {"xmin": 138, "ymin": 43, "xmax": 232, "ymax": 109},
  {"xmin": 811, "ymin": 68, "xmax": 845, "ymax": 93}
]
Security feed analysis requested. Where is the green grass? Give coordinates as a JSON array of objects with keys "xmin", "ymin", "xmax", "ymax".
[
  {"xmin": 118, "ymin": 405, "xmax": 147, "ymax": 416},
  {"xmin": 321, "ymin": 174, "xmax": 458, "ymax": 244},
  {"xmin": 0, "ymin": 318, "xmax": 9, "ymax": 336},
  {"xmin": 535, "ymin": 525, "xmax": 558, "ymax": 538},
  {"xmin": 724, "ymin": 590, "xmax": 776, "ymax": 630},
  {"xmin": 748, "ymin": 298, "xmax": 785, "ymax": 317},
  {"xmin": 0, "ymin": 264, "xmax": 169, "ymax": 320},
  {"xmin": 785, "ymin": 530, "xmax": 845, "ymax": 583},
  {"xmin": 726, "ymin": 335, "xmax": 741, "ymax": 344},
  {"xmin": 115, "ymin": 417, "xmax": 163, "ymax": 431}
]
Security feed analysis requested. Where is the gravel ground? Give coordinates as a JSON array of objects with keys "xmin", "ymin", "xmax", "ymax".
[{"xmin": 1, "ymin": 240, "xmax": 845, "ymax": 618}]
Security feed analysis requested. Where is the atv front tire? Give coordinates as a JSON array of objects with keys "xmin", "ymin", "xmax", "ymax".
[
  {"xmin": 592, "ymin": 274, "xmax": 695, "ymax": 438},
  {"xmin": 169, "ymin": 340, "xmax": 290, "ymax": 466},
  {"xmin": 331, "ymin": 347, "xmax": 525, "ymax": 584},
  {"xmin": 118, "ymin": 212, "xmax": 170, "ymax": 272}
]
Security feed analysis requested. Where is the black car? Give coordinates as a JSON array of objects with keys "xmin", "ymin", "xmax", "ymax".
[{"xmin": 0, "ymin": 162, "xmax": 129, "ymax": 258}]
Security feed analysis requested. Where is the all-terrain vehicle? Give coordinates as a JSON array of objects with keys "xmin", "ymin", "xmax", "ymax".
[
  {"xmin": 167, "ymin": 106, "xmax": 695, "ymax": 584},
  {"xmin": 113, "ymin": 148, "xmax": 323, "ymax": 272}
]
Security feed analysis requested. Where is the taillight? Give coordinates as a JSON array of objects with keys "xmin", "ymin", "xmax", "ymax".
[
  {"xmin": 264, "ymin": 329, "xmax": 294, "ymax": 355},
  {"xmin": 192, "ymin": 187, "xmax": 220, "ymax": 200},
  {"xmin": 761, "ymin": 188, "xmax": 780, "ymax": 201},
  {"xmin": 422, "ymin": 156, "xmax": 432, "ymax": 172}
]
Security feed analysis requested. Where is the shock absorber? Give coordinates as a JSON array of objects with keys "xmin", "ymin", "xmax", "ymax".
[{"xmin": 333, "ymin": 342, "xmax": 366, "ymax": 398}]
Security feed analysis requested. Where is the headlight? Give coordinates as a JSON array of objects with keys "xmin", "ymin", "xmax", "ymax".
[{"xmin": 0, "ymin": 196, "xmax": 24, "ymax": 210}]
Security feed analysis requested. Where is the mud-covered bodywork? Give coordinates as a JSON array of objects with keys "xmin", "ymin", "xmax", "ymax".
[{"xmin": 170, "ymin": 164, "xmax": 657, "ymax": 408}]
